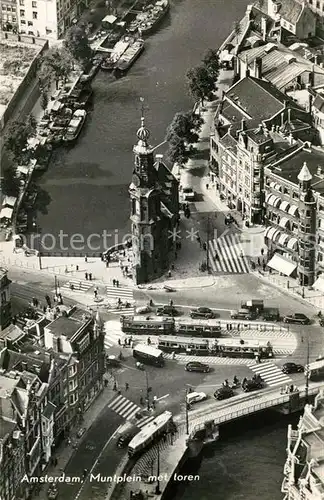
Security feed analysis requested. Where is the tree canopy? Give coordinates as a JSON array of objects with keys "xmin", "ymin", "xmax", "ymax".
[
  {"xmin": 167, "ymin": 136, "xmax": 192, "ymax": 166},
  {"xmin": 165, "ymin": 111, "xmax": 203, "ymax": 166},
  {"xmin": 1, "ymin": 155, "xmax": 20, "ymax": 197},
  {"xmin": 4, "ymin": 116, "xmax": 37, "ymax": 161},
  {"xmin": 64, "ymin": 25, "xmax": 92, "ymax": 68},
  {"xmin": 202, "ymin": 48, "xmax": 220, "ymax": 81},
  {"xmin": 38, "ymin": 47, "xmax": 75, "ymax": 91},
  {"xmin": 186, "ymin": 65, "xmax": 215, "ymax": 103}
]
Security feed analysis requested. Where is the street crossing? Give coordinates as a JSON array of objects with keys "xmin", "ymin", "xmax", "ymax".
[
  {"xmin": 104, "ymin": 320, "xmax": 124, "ymax": 348},
  {"xmin": 107, "ymin": 394, "xmax": 156, "ymax": 426},
  {"xmin": 249, "ymin": 361, "xmax": 292, "ymax": 387},
  {"xmin": 163, "ymin": 353, "xmax": 255, "ymax": 366},
  {"xmin": 208, "ymin": 234, "xmax": 250, "ymax": 274},
  {"xmin": 61, "ymin": 279, "xmax": 93, "ymax": 292},
  {"xmin": 107, "ymin": 285, "xmax": 135, "ymax": 316}
]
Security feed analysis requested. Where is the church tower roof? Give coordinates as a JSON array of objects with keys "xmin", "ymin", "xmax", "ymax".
[
  {"xmin": 298, "ymin": 162, "xmax": 312, "ymax": 182},
  {"xmin": 133, "ymin": 116, "xmax": 152, "ymax": 155}
]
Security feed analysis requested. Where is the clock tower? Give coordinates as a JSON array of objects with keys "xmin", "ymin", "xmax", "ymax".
[{"xmin": 129, "ymin": 116, "xmax": 163, "ymax": 284}]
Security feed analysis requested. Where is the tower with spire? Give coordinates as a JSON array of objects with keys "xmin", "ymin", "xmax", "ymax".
[{"xmin": 297, "ymin": 162, "xmax": 316, "ymax": 287}]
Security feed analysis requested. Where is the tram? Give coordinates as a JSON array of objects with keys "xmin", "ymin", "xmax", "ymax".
[
  {"xmin": 157, "ymin": 336, "xmax": 273, "ymax": 359},
  {"xmin": 128, "ymin": 411, "xmax": 173, "ymax": 456},
  {"xmin": 120, "ymin": 316, "xmax": 222, "ymax": 337}
]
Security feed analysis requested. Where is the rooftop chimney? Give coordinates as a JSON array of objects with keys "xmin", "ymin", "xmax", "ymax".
[
  {"xmin": 254, "ymin": 57, "xmax": 262, "ymax": 79},
  {"xmin": 288, "ymin": 108, "xmax": 291, "ymax": 123},
  {"xmin": 246, "ymin": 67, "xmax": 250, "ymax": 78},
  {"xmin": 155, "ymin": 154, "xmax": 163, "ymax": 163},
  {"xmin": 241, "ymin": 119, "xmax": 246, "ymax": 131},
  {"xmin": 317, "ymin": 166, "xmax": 322, "ymax": 176},
  {"xmin": 261, "ymin": 17, "xmax": 267, "ymax": 41}
]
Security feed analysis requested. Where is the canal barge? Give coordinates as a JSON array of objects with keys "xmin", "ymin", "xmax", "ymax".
[
  {"xmin": 138, "ymin": 0, "xmax": 169, "ymax": 35},
  {"xmin": 114, "ymin": 38, "xmax": 144, "ymax": 75},
  {"xmin": 64, "ymin": 109, "xmax": 87, "ymax": 142}
]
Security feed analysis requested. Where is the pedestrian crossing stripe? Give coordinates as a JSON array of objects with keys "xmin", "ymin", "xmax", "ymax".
[
  {"xmin": 137, "ymin": 415, "xmax": 155, "ymax": 428},
  {"xmin": 108, "ymin": 394, "xmax": 141, "ymax": 420},
  {"xmin": 108, "ymin": 307, "xmax": 135, "ymax": 316},
  {"xmin": 249, "ymin": 362, "xmax": 292, "ymax": 387},
  {"xmin": 163, "ymin": 353, "xmax": 255, "ymax": 366},
  {"xmin": 106, "ymin": 285, "xmax": 135, "ymax": 302},
  {"xmin": 208, "ymin": 234, "xmax": 250, "ymax": 274},
  {"xmin": 61, "ymin": 279, "xmax": 93, "ymax": 292}
]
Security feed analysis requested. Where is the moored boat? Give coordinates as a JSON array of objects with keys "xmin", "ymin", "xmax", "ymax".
[
  {"xmin": 114, "ymin": 38, "xmax": 145, "ymax": 75},
  {"xmin": 138, "ymin": 0, "xmax": 169, "ymax": 36},
  {"xmin": 64, "ymin": 109, "xmax": 87, "ymax": 142},
  {"xmin": 101, "ymin": 36, "xmax": 133, "ymax": 71}
]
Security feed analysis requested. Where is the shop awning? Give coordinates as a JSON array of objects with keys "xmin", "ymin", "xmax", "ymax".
[
  {"xmin": 275, "ymin": 184, "xmax": 281, "ymax": 191},
  {"xmin": 288, "ymin": 205, "xmax": 298, "ymax": 216},
  {"xmin": 279, "ymin": 217, "xmax": 290, "ymax": 228},
  {"xmin": 273, "ymin": 197, "xmax": 281, "ymax": 208},
  {"xmin": 267, "ymin": 254, "xmax": 297, "ymax": 276},
  {"xmin": 264, "ymin": 226, "xmax": 281, "ymax": 241},
  {"xmin": 0, "ymin": 207, "xmax": 13, "ymax": 219},
  {"xmin": 265, "ymin": 193, "xmax": 273, "ymax": 203},
  {"xmin": 278, "ymin": 233, "xmax": 290, "ymax": 246},
  {"xmin": 279, "ymin": 201, "xmax": 290, "ymax": 212},
  {"xmin": 313, "ymin": 276, "xmax": 324, "ymax": 293},
  {"xmin": 287, "ymin": 237, "xmax": 298, "ymax": 250}
]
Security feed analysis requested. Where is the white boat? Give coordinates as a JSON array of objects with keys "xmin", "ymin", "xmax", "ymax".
[
  {"xmin": 64, "ymin": 109, "xmax": 87, "ymax": 142},
  {"xmin": 101, "ymin": 37, "xmax": 132, "ymax": 70},
  {"xmin": 114, "ymin": 39, "xmax": 145, "ymax": 74}
]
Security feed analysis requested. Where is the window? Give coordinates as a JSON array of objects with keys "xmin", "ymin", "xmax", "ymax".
[
  {"xmin": 20, "ymin": 9, "xmax": 25, "ymax": 16},
  {"xmin": 32, "ymin": 10, "xmax": 37, "ymax": 18},
  {"xmin": 28, "ymin": 20, "xmax": 32, "ymax": 25},
  {"xmin": 20, "ymin": 19, "xmax": 25, "ymax": 23},
  {"xmin": 32, "ymin": 0, "xmax": 37, "ymax": 6},
  {"xmin": 19, "ymin": 0, "xmax": 24, "ymax": 4},
  {"xmin": 13, "ymin": 16, "xmax": 16, "ymax": 21},
  {"xmin": 316, "ymin": 0, "xmax": 320, "ymax": 7}
]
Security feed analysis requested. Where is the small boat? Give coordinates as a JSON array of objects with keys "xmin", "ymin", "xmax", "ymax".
[
  {"xmin": 114, "ymin": 39, "xmax": 144, "ymax": 75},
  {"xmin": 138, "ymin": 0, "xmax": 169, "ymax": 36},
  {"xmin": 101, "ymin": 36, "xmax": 132, "ymax": 71},
  {"xmin": 64, "ymin": 109, "xmax": 87, "ymax": 142}
]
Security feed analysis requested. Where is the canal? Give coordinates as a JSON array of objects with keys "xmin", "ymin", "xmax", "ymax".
[{"xmin": 36, "ymin": 0, "xmax": 248, "ymax": 253}]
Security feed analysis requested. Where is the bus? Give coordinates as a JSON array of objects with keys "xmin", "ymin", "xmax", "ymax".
[
  {"xmin": 128, "ymin": 411, "xmax": 173, "ymax": 456},
  {"xmin": 121, "ymin": 315, "xmax": 174, "ymax": 335},
  {"xmin": 306, "ymin": 359, "xmax": 324, "ymax": 381},
  {"xmin": 133, "ymin": 344, "xmax": 165, "ymax": 367},
  {"xmin": 157, "ymin": 336, "xmax": 273, "ymax": 359}
]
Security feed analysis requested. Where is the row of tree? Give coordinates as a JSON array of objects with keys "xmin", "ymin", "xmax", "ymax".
[
  {"xmin": 2, "ymin": 25, "xmax": 92, "ymax": 196},
  {"xmin": 166, "ymin": 48, "xmax": 220, "ymax": 166}
]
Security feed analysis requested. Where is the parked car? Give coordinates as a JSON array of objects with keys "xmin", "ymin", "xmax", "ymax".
[
  {"xmin": 230, "ymin": 309, "xmax": 255, "ymax": 320},
  {"xmin": 242, "ymin": 376, "xmax": 264, "ymax": 392},
  {"xmin": 282, "ymin": 362, "xmax": 304, "ymax": 374},
  {"xmin": 190, "ymin": 307, "xmax": 215, "ymax": 319},
  {"xmin": 117, "ymin": 433, "xmax": 135, "ymax": 448},
  {"xmin": 283, "ymin": 313, "xmax": 310, "ymax": 325},
  {"xmin": 186, "ymin": 391, "xmax": 207, "ymax": 405},
  {"xmin": 77, "ymin": 427, "xmax": 86, "ymax": 438},
  {"xmin": 185, "ymin": 361, "xmax": 210, "ymax": 373},
  {"xmin": 214, "ymin": 386, "xmax": 234, "ymax": 400},
  {"xmin": 261, "ymin": 307, "xmax": 281, "ymax": 322},
  {"xmin": 182, "ymin": 187, "xmax": 195, "ymax": 201},
  {"xmin": 136, "ymin": 305, "xmax": 151, "ymax": 314},
  {"xmin": 156, "ymin": 306, "xmax": 179, "ymax": 316}
]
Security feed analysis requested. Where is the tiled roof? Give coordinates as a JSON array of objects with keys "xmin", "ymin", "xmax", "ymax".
[
  {"xmin": 277, "ymin": 0, "xmax": 303, "ymax": 24},
  {"xmin": 219, "ymin": 133, "xmax": 237, "ymax": 149}
]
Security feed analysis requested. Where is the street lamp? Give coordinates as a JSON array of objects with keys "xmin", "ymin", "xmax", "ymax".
[
  {"xmin": 32, "ymin": 222, "xmax": 42, "ymax": 270},
  {"xmin": 144, "ymin": 369, "xmax": 151, "ymax": 411}
]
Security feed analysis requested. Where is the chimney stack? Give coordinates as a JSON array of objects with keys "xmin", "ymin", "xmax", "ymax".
[
  {"xmin": 317, "ymin": 166, "xmax": 322, "ymax": 176},
  {"xmin": 241, "ymin": 119, "xmax": 246, "ymax": 131},
  {"xmin": 254, "ymin": 57, "xmax": 262, "ymax": 79},
  {"xmin": 261, "ymin": 17, "xmax": 267, "ymax": 41},
  {"xmin": 288, "ymin": 108, "xmax": 291, "ymax": 123},
  {"xmin": 281, "ymin": 112, "xmax": 284, "ymax": 127},
  {"xmin": 245, "ymin": 67, "xmax": 250, "ymax": 78},
  {"xmin": 308, "ymin": 93, "xmax": 313, "ymax": 113}
]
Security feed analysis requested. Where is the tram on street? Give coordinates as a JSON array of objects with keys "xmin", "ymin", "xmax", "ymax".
[
  {"xmin": 306, "ymin": 358, "xmax": 324, "ymax": 381},
  {"xmin": 128, "ymin": 411, "xmax": 173, "ymax": 457},
  {"xmin": 120, "ymin": 316, "xmax": 222, "ymax": 337},
  {"xmin": 157, "ymin": 336, "xmax": 273, "ymax": 359}
]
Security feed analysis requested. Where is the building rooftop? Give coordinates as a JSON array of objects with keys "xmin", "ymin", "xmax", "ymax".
[
  {"xmin": 0, "ymin": 418, "xmax": 16, "ymax": 441},
  {"xmin": 0, "ymin": 324, "xmax": 25, "ymax": 343},
  {"xmin": 0, "ymin": 374, "xmax": 18, "ymax": 398},
  {"xmin": 46, "ymin": 315, "xmax": 86, "ymax": 339},
  {"xmin": 268, "ymin": 146, "xmax": 324, "ymax": 193}
]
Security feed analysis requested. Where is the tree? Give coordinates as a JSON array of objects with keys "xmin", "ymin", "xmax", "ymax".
[
  {"xmin": 202, "ymin": 49, "xmax": 220, "ymax": 81},
  {"xmin": 64, "ymin": 25, "xmax": 92, "ymax": 68},
  {"xmin": 186, "ymin": 65, "xmax": 215, "ymax": 104},
  {"xmin": 166, "ymin": 111, "xmax": 203, "ymax": 146},
  {"xmin": 40, "ymin": 91, "xmax": 49, "ymax": 111},
  {"xmin": 4, "ymin": 116, "xmax": 37, "ymax": 161},
  {"xmin": 39, "ymin": 47, "xmax": 75, "ymax": 91},
  {"xmin": 1, "ymin": 156, "xmax": 20, "ymax": 197},
  {"xmin": 166, "ymin": 136, "xmax": 194, "ymax": 166}
]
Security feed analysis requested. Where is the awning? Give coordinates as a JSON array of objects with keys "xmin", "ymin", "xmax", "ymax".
[
  {"xmin": 267, "ymin": 254, "xmax": 297, "ymax": 276},
  {"xmin": 264, "ymin": 226, "xmax": 281, "ymax": 241},
  {"xmin": 273, "ymin": 197, "xmax": 281, "ymax": 208},
  {"xmin": 2, "ymin": 195, "xmax": 17, "ymax": 207},
  {"xmin": 279, "ymin": 201, "xmax": 290, "ymax": 212},
  {"xmin": 313, "ymin": 276, "xmax": 324, "ymax": 293},
  {"xmin": 0, "ymin": 207, "xmax": 13, "ymax": 219},
  {"xmin": 221, "ymin": 53, "xmax": 234, "ymax": 62},
  {"xmin": 102, "ymin": 14, "xmax": 117, "ymax": 24},
  {"xmin": 288, "ymin": 205, "xmax": 298, "ymax": 216},
  {"xmin": 278, "ymin": 233, "xmax": 289, "ymax": 246},
  {"xmin": 270, "ymin": 181, "xmax": 276, "ymax": 188},
  {"xmin": 279, "ymin": 217, "xmax": 290, "ymax": 229},
  {"xmin": 265, "ymin": 193, "xmax": 273, "ymax": 203},
  {"xmin": 275, "ymin": 184, "xmax": 281, "ymax": 191},
  {"xmin": 287, "ymin": 237, "xmax": 298, "ymax": 250}
]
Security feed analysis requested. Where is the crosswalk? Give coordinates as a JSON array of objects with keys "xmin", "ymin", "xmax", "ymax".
[
  {"xmin": 61, "ymin": 279, "xmax": 93, "ymax": 292},
  {"xmin": 104, "ymin": 320, "xmax": 124, "ymax": 348},
  {"xmin": 163, "ymin": 353, "xmax": 255, "ymax": 366},
  {"xmin": 107, "ymin": 285, "xmax": 135, "ymax": 316},
  {"xmin": 107, "ymin": 394, "xmax": 155, "ymax": 426},
  {"xmin": 208, "ymin": 234, "xmax": 250, "ymax": 274},
  {"xmin": 249, "ymin": 361, "xmax": 292, "ymax": 387}
]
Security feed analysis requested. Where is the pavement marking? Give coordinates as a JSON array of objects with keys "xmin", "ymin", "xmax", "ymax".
[
  {"xmin": 137, "ymin": 415, "xmax": 155, "ymax": 428},
  {"xmin": 156, "ymin": 394, "xmax": 169, "ymax": 401},
  {"xmin": 108, "ymin": 394, "xmax": 141, "ymax": 421},
  {"xmin": 249, "ymin": 362, "xmax": 292, "ymax": 388}
]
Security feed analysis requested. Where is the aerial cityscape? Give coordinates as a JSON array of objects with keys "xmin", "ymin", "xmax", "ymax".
[{"xmin": 2, "ymin": 0, "xmax": 324, "ymax": 498}]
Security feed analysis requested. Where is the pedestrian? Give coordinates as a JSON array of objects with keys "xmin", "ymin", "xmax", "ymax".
[
  {"xmin": 140, "ymin": 397, "xmax": 144, "ymax": 405},
  {"xmin": 85, "ymin": 272, "xmax": 88, "ymax": 280},
  {"xmin": 261, "ymin": 248, "xmax": 264, "ymax": 256},
  {"xmin": 94, "ymin": 290, "xmax": 98, "ymax": 299},
  {"xmin": 113, "ymin": 382, "xmax": 117, "ymax": 391},
  {"xmin": 262, "ymin": 263, "xmax": 266, "ymax": 272},
  {"xmin": 100, "ymin": 253, "xmax": 104, "ymax": 262},
  {"xmin": 257, "ymin": 257, "xmax": 261, "ymax": 266},
  {"xmin": 79, "ymin": 281, "xmax": 82, "ymax": 290},
  {"xmin": 116, "ymin": 280, "xmax": 119, "ymax": 287},
  {"xmin": 89, "ymin": 273, "xmax": 92, "ymax": 280},
  {"xmin": 301, "ymin": 336, "xmax": 304, "ymax": 343},
  {"xmin": 168, "ymin": 270, "xmax": 171, "ymax": 278},
  {"xmin": 169, "ymin": 299, "xmax": 173, "ymax": 306},
  {"xmin": 85, "ymin": 255, "xmax": 88, "ymax": 263},
  {"xmin": 149, "ymin": 299, "xmax": 153, "ymax": 307},
  {"xmin": 113, "ymin": 279, "xmax": 116, "ymax": 287},
  {"xmin": 76, "ymin": 265, "xmax": 79, "ymax": 271},
  {"xmin": 196, "ymin": 235, "xmax": 201, "ymax": 246},
  {"xmin": 147, "ymin": 337, "xmax": 151, "ymax": 345},
  {"xmin": 71, "ymin": 283, "xmax": 74, "ymax": 291},
  {"xmin": 206, "ymin": 183, "xmax": 209, "ymax": 189},
  {"xmin": 125, "ymin": 382, "xmax": 129, "ymax": 391}
]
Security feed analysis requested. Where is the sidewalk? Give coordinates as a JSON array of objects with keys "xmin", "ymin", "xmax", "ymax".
[{"xmin": 37, "ymin": 383, "xmax": 115, "ymax": 500}]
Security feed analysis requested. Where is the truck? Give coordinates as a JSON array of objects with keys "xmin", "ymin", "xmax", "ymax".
[{"xmin": 241, "ymin": 300, "xmax": 280, "ymax": 321}]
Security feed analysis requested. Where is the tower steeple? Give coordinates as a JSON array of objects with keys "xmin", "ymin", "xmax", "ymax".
[{"xmin": 132, "ymin": 99, "xmax": 156, "ymax": 187}]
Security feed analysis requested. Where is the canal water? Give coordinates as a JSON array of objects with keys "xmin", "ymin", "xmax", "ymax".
[{"xmin": 37, "ymin": 0, "xmax": 248, "ymax": 253}]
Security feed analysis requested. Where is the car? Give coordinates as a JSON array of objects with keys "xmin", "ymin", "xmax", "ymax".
[
  {"xmin": 230, "ymin": 309, "xmax": 254, "ymax": 320},
  {"xmin": 190, "ymin": 307, "xmax": 215, "ymax": 319},
  {"xmin": 242, "ymin": 376, "xmax": 264, "ymax": 392},
  {"xmin": 185, "ymin": 361, "xmax": 210, "ymax": 373},
  {"xmin": 214, "ymin": 386, "xmax": 234, "ymax": 400},
  {"xmin": 282, "ymin": 362, "xmax": 304, "ymax": 374},
  {"xmin": 182, "ymin": 187, "xmax": 195, "ymax": 201},
  {"xmin": 283, "ymin": 313, "xmax": 310, "ymax": 325},
  {"xmin": 117, "ymin": 433, "xmax": 134, "ymax": 448},
  {"xmin": 156, "ymin": 306, "xmax": 179, "ymax": 316},
  {"xmin": 76, "ymin": 427, "xmax": 86, "ymax": 438},
  {"xmin": 186, "ymin": 391, "xmax": 207, "ymax": 405},
  {"xmin": 136, "ymin": 305, "xmax": 151, "ymax": 314}
]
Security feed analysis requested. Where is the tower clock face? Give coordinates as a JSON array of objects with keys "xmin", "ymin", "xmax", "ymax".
[{"xmin": 132, "ymin": 174, "xmax": 140, "ymax": 187}]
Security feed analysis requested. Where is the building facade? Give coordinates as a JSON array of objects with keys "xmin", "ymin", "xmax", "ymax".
[
  {"xmin": 0, "ymin": 268, "xmax": 11, "ymax": 332},
  {"xmin": 282, "ymin": 391, "xmax": 324, "ymax": 499},
  {"xmin": 129, "ymin": 117, "xmax": 179, "ymax": 284}
]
